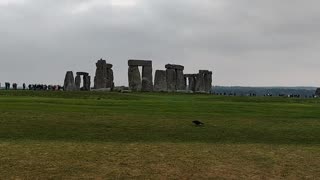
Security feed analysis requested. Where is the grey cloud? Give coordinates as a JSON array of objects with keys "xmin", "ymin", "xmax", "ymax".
[{"xmin": 0, "ymin": 0, "xmax": 320, "ymax": 86}]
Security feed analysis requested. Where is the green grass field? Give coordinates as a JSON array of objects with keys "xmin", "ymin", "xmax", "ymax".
[{"xmin": 0, "ymin": 91, "xmax": 319, "ymax": 179}]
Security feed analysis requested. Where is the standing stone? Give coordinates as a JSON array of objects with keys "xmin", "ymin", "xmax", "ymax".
[
  {"xmin": 176, "ymin": 69, "xmax": 186, "ymax": 90},
  {"xmin": 166, "ymin": 69, "xmax": 176, "ymax": 92},
  {"xmin": 106, "ymin": 67, "xmax": 114, "ymax": 89},
  {"xmin": 64, "ymin": 71, "xmax": 76, "ymax": 91},
  {"xmin": 128, "ymin": 66, "xmax": 142, "ymax": 91},
  {"xmin": 13, "ymin": 83, "xmax": 17, "ymax": 90},
  {"xmin": 94, "ymin": 59, "xmax": 114, "ymax": 89},
  {"xmin": 195, "ymin": 73, "xmax": 204, "ymax": 92},
  {"xmin": 142, "ymin": 65, "xmax": 153, "ymax": 92},
  {"xmin": 154, "ymin": 70, "xmax": 167, "ymax": 92},
  {"xmin": 205, "ymin": 71, "xmax": 213, "ymax": 93},
  {"xmin": 5, "ymin": 82, "xmax": 10, "ymax": 90},
  {"xmin": 189, "ymin": 76, "xmax": 196, "ymax": 92},
  {"xmin": 75, "ymin": 75, "xmax": 81, "ymax": 90},
  {"xmin": 185, "ymin": 74, "xmax": 196, "ymax": 92},
  {"xmin": 83, "ymin": 75, "xmax": 91, "ymax": 91}
]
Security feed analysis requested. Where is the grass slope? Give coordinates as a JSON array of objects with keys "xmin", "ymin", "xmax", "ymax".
[{"xmin": 0, "ymin": 91, "xmax": 319, "ymax": 179}]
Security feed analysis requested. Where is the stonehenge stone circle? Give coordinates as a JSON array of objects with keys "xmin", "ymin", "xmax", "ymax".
[
  {"xmin": 154, "ymin": 70, "xmax": 167, "ymax": 92},
  {"xmin": 94, "ymin": 59, "xmax": 114, "ymax": 89},
  {"xmin": 59, "ymin": 59, "xmax": 212, "ymax": 93},
  {"xmin": 64, "ymin": 71, "xmax": 76, "ymax": 91},
  {"xmin": 128, "ymin": 60, "xmax": 153, "ymax": 92}
]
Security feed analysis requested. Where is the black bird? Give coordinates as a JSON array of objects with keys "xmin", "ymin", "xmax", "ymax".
[{"xmin": 192, "ymin": 120, "xmax": 204, "ymax": 126}]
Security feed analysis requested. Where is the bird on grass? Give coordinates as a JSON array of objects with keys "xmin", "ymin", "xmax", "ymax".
[{"xmin": 192, "ymin": 120, "xmax": 204, "ymax": 126}]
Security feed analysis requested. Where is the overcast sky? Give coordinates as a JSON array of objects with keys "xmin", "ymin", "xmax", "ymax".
[{"xmin": 1, "ymin": 0, "xmax": 320, "ymax": 86}]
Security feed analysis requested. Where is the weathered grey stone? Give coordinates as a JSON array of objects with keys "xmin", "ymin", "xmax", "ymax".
[
  {"xmin": 165, "ymin": 64, "xmax": 184, "ymax": 70},
  {"xmin": 83, "ymin": 75, "xmax": 91, "ymax": 91},
  {"xmin": 185, "ymin": 75, "xmax": 196, "ymax": 92},
  {"xmin": 64, "ymin": 71, "xmax": 76, "ymax": 91},
  {"xmin": 106, "ymin": 68, "xmax": 114, "ymax": 89},
  {"xmin": 94, "ymin": 59, "xmax": 114, "ymax": 89},
  {"xmin": 141, "ymin": 65, "xmax": 153, "ymax": 92},
  {"xmin": 195, "ymin": 73, "xmax": 205, "ymax": 92},
  {"xmin": 194, "ymin": 70, "xmax": 212, "ymax": 93},
  {"xmin": 128, "ymin": 60, "xmax": 152, "ymax": 66},
  {"xmin": 128, "ymin": 66, "xmax": 142, "ymax": 91},
  {"xmin": 154, "ymin": 70, "xmax": 167, "ymax": 92},
  {"xmin": 75, "ymin": 75, "xmax": 81, "ymax": 90},
  {"xmin": 176, "ymin": 69, "xmax": 186, "ymax": 90},
  {"xmin": 166, "ymin": 69, "xmax": 176, "ymax": 92},
  {"xmin": 205, "ymin": 71, "xmax": 213, "ymax": 93}
]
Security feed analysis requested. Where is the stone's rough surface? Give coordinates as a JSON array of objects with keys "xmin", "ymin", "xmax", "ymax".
[
  {"xmin": 75, "ymin": 75, "xmax": 81, "ymax": 90},
  {"xmin": 106, "ymin": 68, "xmax": 114, "ymax": 89},
  {"xmin": 163, "ymin": 64, "xmax": 185, "ymax": 92},
  {"xmin": 195, "ymin": 73, "xmax": 204, "ymax": 92},
  {"xmin": 94, "ymin": 59, "xmax": 114, "ymax": 89},
  {"xmin": 166, "ymin": 69, "xmax": 177, "ymax": 92},
  {"xmin": 128, "ymin": 60, "xmax": 152, "ymax": 66},
  {"xmin": 64, "ymin": 71, "xmax": 76, "ymax": 91},
  {"xmin": 128, "ymin": 66, "xmax": 142, "ymax": 91},
  {"xmin": 141, "ymin": 66, "xmax": 153, "ymax": 92},
  {"xmin": 176, "ymin": 69, "xmax": 186, "ymax": 90},
  {"xmin": 83, "ymin": 75, "xmax": 91, "ymax": 91},
  {"xmin": 154, "ymin": 70, "xmax": 167, "ymax": 92},
  {"xmin": 194, "ymin": 70, "xmax": 212, "ymax": 93},
  {"xmin": 205, "ymin": 71, "xmax": 213, "ymax": 93},
  {"xmin": 165, "ymin": 64, "xmax": 184, "ymax": 70}
]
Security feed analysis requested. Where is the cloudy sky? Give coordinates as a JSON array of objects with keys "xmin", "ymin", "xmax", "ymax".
[{"xmin": 1, "ymin": 0, "xmax": 320, "ymax": 86}]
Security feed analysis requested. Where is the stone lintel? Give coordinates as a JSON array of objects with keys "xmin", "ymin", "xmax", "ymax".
[
  {"xmin": 199, "ymin": 70, "xmax": 212, "ymax": 74},
  {"xmin": 165, "ymin": 64, "xmax": 184, "ymax": 70},
  {"xmin": 128, "ymin": 59, "xmax": 152, "ymax": 66},
  {"xmin": 184, "ymin": 74, "xmax": 198, "ymax": 77},
  {"xmin": 76, "ymin": 72, "xmax": 89, "ymax": 76}
]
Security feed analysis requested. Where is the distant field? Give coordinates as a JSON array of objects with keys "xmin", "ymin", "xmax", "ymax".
[{"xmin": 0, "ymin": 91, "xmax": 319, "ymax": 179}]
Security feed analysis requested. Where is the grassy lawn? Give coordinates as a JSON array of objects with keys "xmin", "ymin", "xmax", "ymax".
[{"xmin": 0, "ymin": 91, "xmax": 319, "ymax": 179}]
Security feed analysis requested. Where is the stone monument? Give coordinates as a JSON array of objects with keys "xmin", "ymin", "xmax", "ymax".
[
  {"xmin": 94, "ymin": 59, "xmax": 114, "ymax": 90},
  {"xmin": 128, "ymin": 60, "xmax": 153, "ymax": 92}
]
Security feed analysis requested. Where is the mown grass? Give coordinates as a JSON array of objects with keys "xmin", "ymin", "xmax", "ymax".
[{"xmin": 0, "ymin": 91, "xmax": 319, "ymax": 179}]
